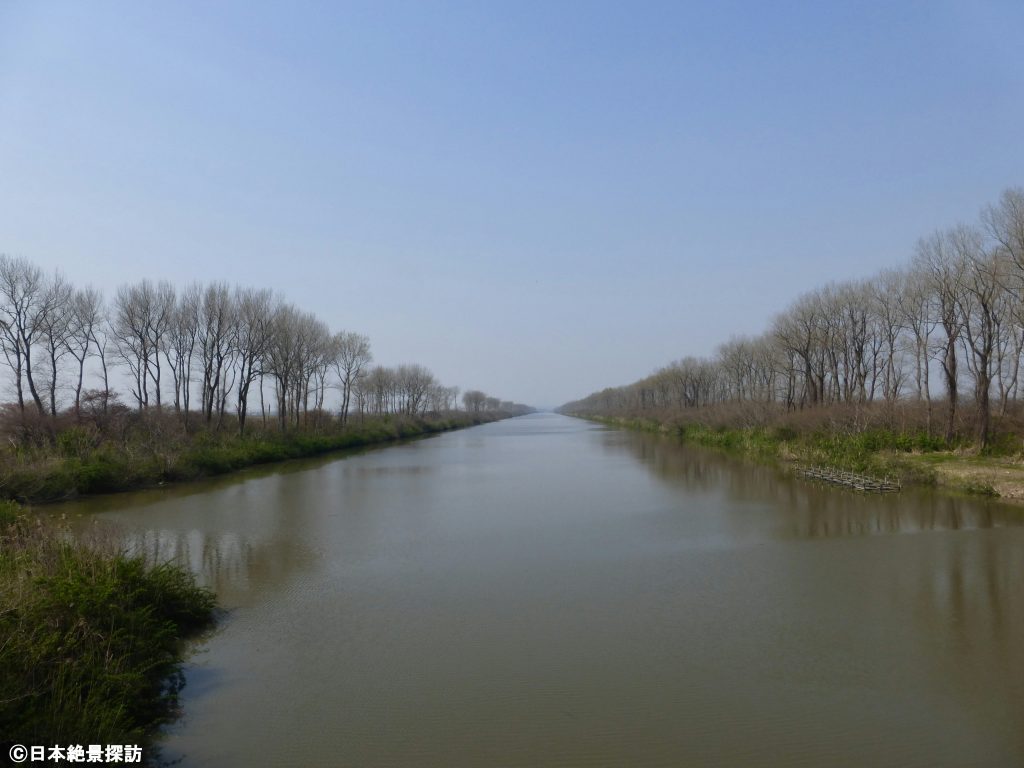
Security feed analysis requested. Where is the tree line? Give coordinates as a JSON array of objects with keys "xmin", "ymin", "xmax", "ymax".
[
  {"xmin": 561, "ymin": 188, "xmax": 1024, "ymax": 449},
  {"xmin": 0, "ymin": 257, "xmax": 530, "ymax": 438}
]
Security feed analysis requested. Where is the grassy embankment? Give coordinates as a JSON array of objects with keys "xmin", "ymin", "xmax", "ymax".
[
  {"xmin": 591, "ymin": 415, "xmax": 1024, "ymax": 500},
  {"xmin": 0, "ymin": 412, "xmax": 503, "ymax": 504},
  {"xmin": 0, "ymin": 500, "xmax": 215, "ymax": 749}
]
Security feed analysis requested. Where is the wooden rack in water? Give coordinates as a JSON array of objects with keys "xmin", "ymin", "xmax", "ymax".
[{"xmin": 799, "ymin": 466, "xmax": 901, "ymax": 493}]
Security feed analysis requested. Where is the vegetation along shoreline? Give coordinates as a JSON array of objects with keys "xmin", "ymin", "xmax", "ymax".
[
  {"xmin": 2, "ymin": 410, "xmax": 523, "ymax": 505},
  {"xmin": 561, "ymin": 188, "xmax": 1024, "ymax": 506},
  {"xmin": 0, "ymin": 501, "xmax": 216, "ymax": 756},
  {"xmin": 0, "ymin": 252, "xmax": 532, "ymax": 505},
  {"xmin": 580, "ymin": 414, "xmax": 1024, "ymax": 502}
]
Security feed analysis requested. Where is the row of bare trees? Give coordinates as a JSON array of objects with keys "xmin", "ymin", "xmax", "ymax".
[
  {"xmin": 460, "ymin": 390, "xmax": 521, "ymax": 414},
  {"xmin": 0, "ymin": 259, "xmax": 527, "ymax": 437},
  {"xmin": 561, "ymin": 188, "xmax": 1024, "ymax": 449}
]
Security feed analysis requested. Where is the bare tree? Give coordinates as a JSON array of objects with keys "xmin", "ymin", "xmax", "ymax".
[
  {"xmin": 146, "ymin": 281, "xmax": 176, "ymax": 409},
  {"xmin": 331, "ymin": 331, "xmax": 372, "ymax": 427},
  {"xmin": 870, "ymin": 270, "xmax": 905, "ymax": 405},
  {"xmin": 363, "ymin": 366, "xmax": 395, "ymax": 415},
  {"xmin": 288, "ymin": 312, "xmax": 330, "ymax": 427},
  {"xmin": 265, "ymin": 305, "xmax": 298, "ymax": 429},
  {"xmin": 983, "ymin": 187, "xmax": 1024, "ymax": 273},
  {"xmin": 951, "ymin": 226, "xmax": 1003, "ymax": 448},
  {"xmin": 462, "ymin": 389, "xmax": 486, "ymax": 413},
  {"xmin": 164, "ymin": 284, "xmax": 200, "ymax": 427},
  {"xmin": 395, "ymin": 364, "xmax": 435, "ymax": 415},
  {"xmin": 896, "ymin": 266, "xmax": 937, "ymax": 432},
  {"xmin": 65, "ymin": 287, "xmax": 104, "ymax": 418},
  {"xmin": 111, "ymin": 281, "xmax": 157, "ymax": 410},
  {"xmin": 92, "ymin": 316, "xmax": 114, "ymax": 414},
  {"xmin": 916, "ymin": 231, "xmax": 965, "ymax": 443},
  {"xmin": 38, "ymin": 272, "xmax": 75, "ymax": 418},
  {"xmin": 773, "ymin": 291, "xmax": 826, "ymax": 408},
  {"xmin": 265, "ymin": 305, "xmax": 330, "ymax": 429},
  {"xmin": 0, "ymin": 255, "xmax": 48, "ymax": 416},
  {"xmin": 982, "ymin": 188, "xmax": 1024, "ymax": 417},
  {"xmin": 234, "ymin": 287, "xmax": 276, "ymax": 435},
  {"xmin": 197, "ymin": 283, "xmax": 237, "ymax": 426},
  {"xmin": 992, "ymin": 274, "xmax": 1023, "ymax": 415}
]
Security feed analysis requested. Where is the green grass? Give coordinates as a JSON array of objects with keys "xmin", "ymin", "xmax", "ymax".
[
  {"xmin": 0, "ymin": 513, "xmax": 215, "ymax": 745},
  {"xmin": 675, "ymin": 424, "xmax": 782, "ymax": 457},
  {"xmin": 0, "ymin": 498, "xmax": 21, "ymax": 526}
]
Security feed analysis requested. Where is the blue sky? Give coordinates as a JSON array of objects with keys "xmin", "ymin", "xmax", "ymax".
[{"xmin": 2, "ymin": 1, "xmax": 1023, "ymax": 407}]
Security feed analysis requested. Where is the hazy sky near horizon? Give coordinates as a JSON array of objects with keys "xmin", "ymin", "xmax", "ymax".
[{"xmin": 2, "ymin": 1, "xmax": 1023, "ymax": 407}]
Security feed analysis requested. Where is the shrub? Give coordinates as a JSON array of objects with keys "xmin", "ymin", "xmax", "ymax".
[
  {"xmin": 981, "ymin": 431, "xmax": 1022, "ymax": 457},
  {"xmin": 56, "ymin": 426, "xmax": 95, "ymax": 458},
  {"xmin": 0, "ymin": 519, "xmax": 215, "ymax": 744},
  {"xmin": 959, "ymin": 480, "xmax": 998, "ymax": 497}
]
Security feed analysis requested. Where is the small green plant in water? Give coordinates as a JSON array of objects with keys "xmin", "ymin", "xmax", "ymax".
[{"xmin": 959, "ymin": 481, "xmax": 998, "ymax": 497}]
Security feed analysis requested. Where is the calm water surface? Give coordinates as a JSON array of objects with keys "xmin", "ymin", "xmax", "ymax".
[{"xmin": 60, "ymin": 413, "xmax": 1024, "ymax": 767}]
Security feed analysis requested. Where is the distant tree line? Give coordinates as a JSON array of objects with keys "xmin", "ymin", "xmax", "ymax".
[
  {"xmin": 561, "ymin": 188, "xmax": 1024, "ymax": 449},
  {"xmin": 0, "ymin": 258, "xmax": 531, "ymax": 438}
]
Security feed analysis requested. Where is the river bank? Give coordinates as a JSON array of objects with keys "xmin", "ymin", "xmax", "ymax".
[
  {"xmin": 0, "ymin": 412, "xmax": 513, "ymax": 505},
  {"xmin": 584, "ymin": 415, "xmax": 1024, "ymax": 501},
  {"xmin": 0, "ymin": 503, "xmax": 215, "ymax": 754}
]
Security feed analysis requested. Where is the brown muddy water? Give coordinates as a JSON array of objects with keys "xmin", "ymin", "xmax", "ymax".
[{"xmin": 59, "ymin": 413, "xmax": 1024, "ymax": 767}]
